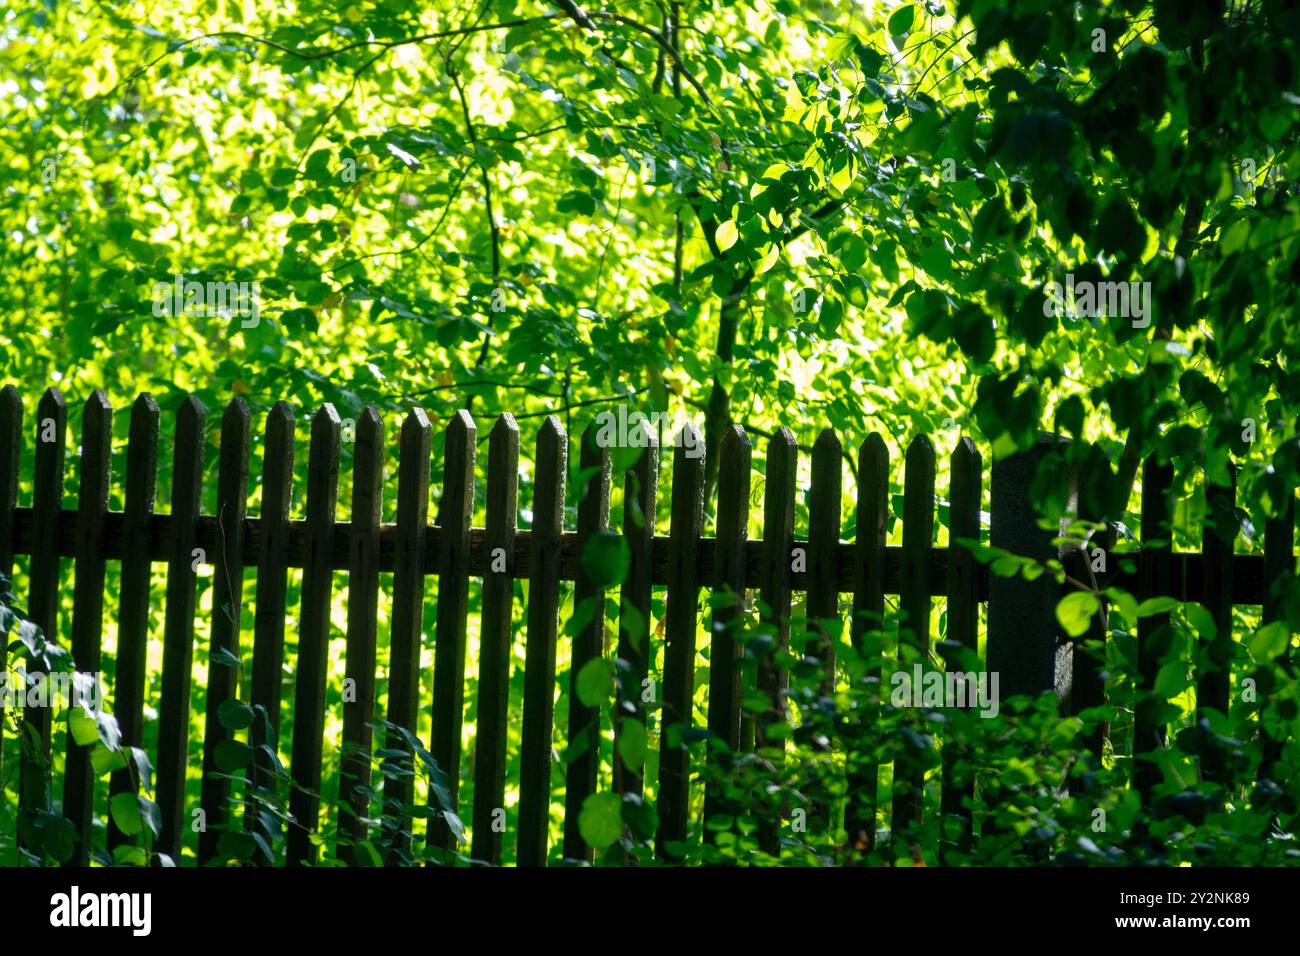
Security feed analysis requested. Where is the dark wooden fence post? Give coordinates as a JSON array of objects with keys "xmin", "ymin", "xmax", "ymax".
[
  {"xmin": 940, "ymin": 436, "xmax": 981, "ymax": 862},
  {"xmin": 892, "ymin": 434, "xmax": 935, "ymax": 840},
  {"xmin": 198, "ymin": 397, "xmax": 251, "ymax": 865},
  {"xmin": 338, "ymin": 406, "xmax": 384, "ymax": 862},
  {"xmin": 63, "ymin": 390, "xmax": 112, "ymax": 866},
  {"xmin": 155, "ymin": 395, "xmax": 206, "ymax": 864},
  {"xmin": 383, "ymin": 408, "xmax": 431, "ymax": 864},
  {"xmin": 517, "ymin": 416, "xmax": 567, "ymax": 867},
  {"xmin": 0, "ymin": 386, "xmax": 22, "ymax": 811},
  {"xmin": 563, "ymin": 422, "xmax": 611, "ymax": 863},
  {"xmin": 613, "ymin": 430, "xmax": 657, "ymax": 864},
  {"xmin": 847, "ymin": 433, "xmax": 888, "ymax": 855},
  {"xmin": 110, "ymin": 394, "xmax": 159, "ymax": 853},
  {"xmin": 247, "ymin": 402, "xmax": 295, "ymax": 858},
  {"xmin": 471, "ymin": 414, "xmax": 519, "ymax": 866},
  {"xmin": 1134, "ymin": 456, "xmax": 1173, "ymax": 797},
  {"xmin": 428, "ymin": 410, "xmax": 477, "ymax": 859},
  {"xmin": 755, "ymin": 427, "xmax": 796, "ymax": 856},
  {"xmin": 286, "ymin": 404, "xmax": 341, "ymax": 867},
  {"xmin": 986, "ymin": 434, "xmax": 1072, "ymax": 702},
  {"xmin": 1198, "ymin": 464, "xmax": 1237, "ymax": 723},
  {"xmin": 702, "ymin": 425, "xmax": 749, "ymax": 845},
  {"xmin": 656, "ymin": 422, "xmax": 706, "ymax": 861}
]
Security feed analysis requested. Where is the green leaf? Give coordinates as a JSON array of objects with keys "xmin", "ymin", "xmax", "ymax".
[
  {"xmin": 218, "ymin": 697, "xmax": 254, "ymax": 731},
  {"xmin": 69, "ymin": 707, "xmax": 100, "ymax": 747},
  {"xmin": 214, "ymin": 739, "xmax": 254, "ymax": 772},
  {"xmin": 618, "ymin": 718, "xmax": 647, "ymax": 772},
  {"xmin": 576, "ymin": 656, "xmax": 612, "ymax": 708},
  {"xmin": 888, "ymin": 4, "xmax": 915, "ymax": 36},
  {"xmin": 581, "ymin": 530, "xmax": 631, "ymax": 588},
  {"xmin": 578, "ymin": 791, "xmax": 624, "ymax": 849},
  {"xmin": 1247, "ymin": 621, "xmax": 1290, "ymax": 663},
  {"xmin": 715, "ymin": 219, "xmax": 739, "ymax": 252},
  {"xmin": 1056, "ymin": 591, "xmax": 1100, "ymax": 638},
  {"xmin": 110, "ymin": 791, "xmax": 143, "ymax": 837}
]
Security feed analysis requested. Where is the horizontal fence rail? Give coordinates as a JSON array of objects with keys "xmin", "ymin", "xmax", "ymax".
[{"xmin": 0, "ymin": 385, "xmax": 1294, "ymax": 867}]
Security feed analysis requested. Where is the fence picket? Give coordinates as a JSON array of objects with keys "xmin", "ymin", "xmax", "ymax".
[
  {"xmin": 338, "ymin": 407, "xmax": 384, "ymax": 862},
  {"xmin": 470, "ymin": 414, "xmax": 519, "ymax": 866},
  {"xmin": 1134, "ymin": 456, "xmax": 1174, "ymax": 797},
  {"xmin": 428, "ymin": 410, "xmax": 476, "ymax": 859},
  {"xmin": 517, "ymin": 416, "xmax": 567, "ymax": 867},
  {"xmin": 939, "ymin": 436, "xmax": 980, "ymax": 861},
  {"xmin": 847, "ymin": 433, "xmax": 888, "ymax": 854},
  {"xmin": 755, "ymin": 427, "xmax": 796, "ymax": 856},
  {"xmin": 0, "ymin": 385, "xmax": 21, "ymax": 805},
  {"xmin": 247, "ymin": 402, "xmax": 295, "ymax": 857},
  {"xmin": 285, "ymin": 405, "xmax": 341, "ymax": 867},
  {"xmin": 893, "ymin": 433, "xmax": 935, "ymax": 838},
  {"xmin": 109, "ymin": 395, "xmax": 159, "ymax": 852},
  {"xmin": 702, "ymin": 426, "xmax": 749, "ymax": 842},
  {"xmin": 383, "ymin": 408, "xmax": 431, "ymax": 864},
  {"xmin": 563, "ymin": 423, "xmax": 611, "ymax": 863},
  {"xmin": 613, "ymin": 431, "xmax": 657, "ymax": 841},
  {"xmin": 155, "ymin": 396, "xmax": 206, "ymax": 863},
  {"xmin": 63, "ymin": 391, "xmax": 112, "ymax": 866},
  {"xmin": 656, "ymin": 423, "xmax": 706, "ymax": 861},
  {"xmin": 1198, "ymin": 464, "xmax": 1237, "ymax": 721},
  {"xmin": 197, "ymin": 398, "xmax": 251, "ymax": 865}
]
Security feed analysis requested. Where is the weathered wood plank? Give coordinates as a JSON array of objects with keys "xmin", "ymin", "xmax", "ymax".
[
  {"xmin": 383, "ymin": 408, "xmax": 431, "ymax": 864},
  {"xmin": 338, "ymin": 407, "xmax": 383, "ymax": 861},
  {"xmin": 286, "ymin": 405, "xmax": 341, "ymax": 867},
  {"xmin": 656, "ymin": 423, "xmax": 706, "ymax": 861},
  {"xmin": 939, "ymin": 436, "xmax": 980, "ymax": 862},
  {"xmin": 517, "ymin": 416, "xmax": 567, "ymax": 867},
  {"xmin": 109, "ymin": 394, "xmax": 159, "ymax": 852},
  {"xmin": 470, "ymin": 414, "xmax": 519, "ymax": 866},
  {"xmin": 62, "ymin": 390, "xmax": 113, "ymax": 866},
  {"xmin": 428, "ymin": 410, "xmax": 476, "ymax": 859},
  {"xmin": 892, "ymin": 433, "xmax": 935, "ymax": 837},
  {"xmin": 155, "ymin": 396, "xmax": 207, "ymax": 864},
  {"xmin": 247, "ymin": 402, "xmax": 295, "ymax": 857},
  {"xmin": 755, "ymin": 427, "xmax": 796, "ymax": 856},
  {"xmin": 197, "ymin": 398, "xmax": 252, "ymax": 865},
  {"xmin": 563, "ymin": 423, "xmax": 611, "ymax": 863},
  {"xmin": 702, "ymin": 425, "xmax": 749, "ymax": 843}
]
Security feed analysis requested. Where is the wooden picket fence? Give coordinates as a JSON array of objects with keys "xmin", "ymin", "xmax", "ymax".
[{"xmin": 0, "ymin": 385, "xmax": 1291, "ymax": 866}]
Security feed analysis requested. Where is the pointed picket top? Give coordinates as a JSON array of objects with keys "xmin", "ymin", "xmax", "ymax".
[
  {"xmin": 859, "ymin": 431, "xmax": 887, "ymax": 469},
  {"xmin": 907, "ymin": 431, "xmax": 935, "ymax": 466},
  {"xmin": 312, "ymin": 401, "xmax": 342, "ymax": 436},
  {"xmin": 222, "ymin": 395, "xmax": 251, "ymax": 432},
  {"xmin": 131, "ymin": 392, "xmax": 161, "ymax": 427},
  {"xmin": 357, "ymin": 404, "xmax": 382, "ymax": 434},
  {"xmin": 813, "ymin": 426, "xmax": 841, "ymax": 459},
  {"xmin": 720, "ymin": 423, "xmax": 750, "ymax": 459},
  {"xmin": 83, "ymin": 388, "xmax": 112, "ymax": 421},
  {"xmin": 1, "ymin": 383, "xmax": 20, "ymax": 411},
  {"xmin": 37, "ymin": 386, "xmax": 67, "ymax": 431},
  {"xmin": 175, "ymin": 394, "xmax": 208, "ymax": 441},
  {"xmin": 446, "ymin": 407, "xmax": 476, "ymax": 436},
  {"xmin": 491, "ymin": 411, "xmax": 519, "ymax": 442},
  {"xmin": 675, "ymin": 420, "xmax": 704, "ymax": 463},
  {"xmin": 267, "ymin": 399, "xmax": 295, "ymax": 428},
  {"xmin": 538, "ymin": 413, "xmax": 566, "ymax": 443},
  {"xmin": 402, "ymin": 405, "xmax": 432, "ymax": 441},
  {"xmin": 952, "ymin": 434, "xmax": 977, "ymax": 464}
]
